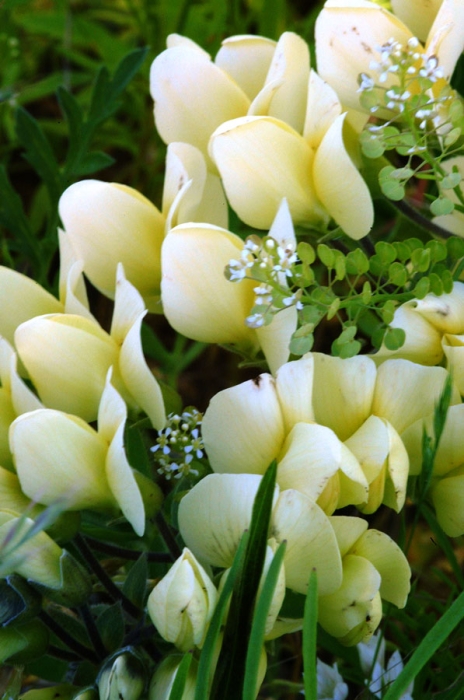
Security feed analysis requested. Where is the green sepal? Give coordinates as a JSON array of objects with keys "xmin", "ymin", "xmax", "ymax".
[
  {"xmin": 122, "ymin": 554, "xmax": 148, "ymax": 610},
  {"xmin": 31, "ymin": 551, "xmax": 92, "ymax": 606},
  {"xmin": 0, "ymin": 575, "xmax": 42, "ymax": 627},
  {"xmin": 0, "ymin": 619, "xmax": 49, "ymax": 664}
]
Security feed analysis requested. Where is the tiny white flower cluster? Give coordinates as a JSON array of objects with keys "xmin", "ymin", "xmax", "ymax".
[
  {"xmin": 151, "ymin": 408, "xmax": 204, "ymax": 480},
  {"xmin": 226, "ymin": 235, "xmax": 302, "ymax": 329}
]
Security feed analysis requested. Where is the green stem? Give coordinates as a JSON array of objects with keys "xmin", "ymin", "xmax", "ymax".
[{"xmin": 39, "ymin": 610, "xmax": 98, "ymax": 664}]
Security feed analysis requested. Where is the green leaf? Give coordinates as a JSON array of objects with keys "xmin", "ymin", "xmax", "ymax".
[
  {"xmin": 210, "ymin": 461, "xmax": 278, "ymax": 700},
  {"xmin": 371, "ymin": 326, "xmax": 386, "ymax": 349},
  {"xmin": 297, "ymin": 241, "xmax": 316, "ymax": 265},
  {"xmin": 426, "ymin": 240, "xmax": 447, "ymax": 263},
  {"xmin": 338, "ymin": 340, "xmax": 362, "ymax": 358},
  {"xmin": 57, "ymin": 86, "xmax": 83, "ymax": 139},
  {"xmin": 428, "ymin": 272, "xmax": 444, "ymax": 296},
  {"xmin": 0, "ymin": 165, "xmax": 41, "ymax": 267},
  {"xmin": 362, "ymin": 281, "xmax": 372, "ymax": 304},
  {"xmin": 334, "ymin": 252, "xmax": 346, "ymax": 281},
  {"xmin": 72, "ymin": 151, "xmax": 115, "ymax": 177},
  {"xmin": 0, "ymin": 576, "xmax": 41, "ymax": 627},
  {"xmin": 243, "ymin": 542, "xmax": 286, "ymax": 700},
  {"xmin": 411, "ymin": 247, "xmax": 431, "ymax": 273},
  {"xmin": 317, "ymin": 243, "xmax": 335, "ymax": 268},
  {"xmin": 169, "ymin": 653, "xmax": 193, "ymax": 700},
  {"xmin": 381, "ymin": 300, "xmax": 396, "ymax": 325},
  {"xmin": 195, "ymin": 534, "xmax": 249, "ymax": 700},
  {"xmin": 441, "ymin": 172, "xmax": 462, "ymax": 189},
  {"xmin": 383, "ymin": 589, "xmax": 464, "ymax": 700},
  {"xmin": 122, "ymin": 554, "xmax": 148, "ymax": 610},
  {"xmin": 111, "ymin": 46, "xmax": 149, "ymax": 96},
  {"xmin": 388, "ymin": 261, "xmax": 408, "ymax": 287},
  {"xmin": 444, "ymin": 127, "xmax": 461, "ymax": 147},
  {"xmin": 379, "ymin": 169, "xmax": 405, "ymax": 201},
  {"xmin": 96, "ymin": 603, "xmax": 125, "ymax": 653},
  {"xmin": 31, "ymin": 551, "xmax": 92, "ymax": 607},
  {"xmin": 302, "ymin": 570, "xmax": 318, "ymax": 700},
  {"xmin": 383, "ymin": 327, "xmax": 406, "ymax": 351},
  {"xmin": 394, "ymin": 241, "xmax": 412, "ymax": 262},
  {"xmin": 289, "ymin": 333, "xmax": 314, "ymax": 356},
  {"xmin": 360, "ymin": 131, "xmax": 385, "ymax": 159},
  {"xmin": 430, "ymin": 197, "xmax": 454, "ymax": 216},
  {"xmin": 326, "ymin": 298, "xmax": 340, "ymax": 321},
  {"xmin": 413, "ymin": 277, "xmax": 430, "ymax": 298},
  {"xmin": 441, "ymin": 270, "xmax": 454, "ymax": 294},
  {"xmin": 346, "ymin": 249, "xmax": 370, "ymax": 275},
  {"xmin": 375, "ymin": 241, "xmax": 397, "ymax": 265},
  {"xmin": 15, "ymin": 107, "xmax": 62, "ymax": 204}
]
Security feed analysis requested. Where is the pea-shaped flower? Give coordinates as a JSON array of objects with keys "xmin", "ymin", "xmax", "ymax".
[
  {"xmin": 147, "ymin": 548, "xmax": 218, "ymax": 651},
  {"xmin": 60, "ymin": 143, "xmax": 228, "ymax": 313},
  {"xmin": 202, "ymin": 353, "xmax": 456, "ymax": 514},
  {"xmin": 14, "ymin": 264, "xmax": 165, "ymax": 428},
  {"xmin": 178, "ymin": 473, "xmax": 343, "ymax": 597},
  {"xmin": 318, "ymin": 516, "xmax": 411, "ymax": 645},
  {"xmin": 9, "ymin": 370, "xmax": 159, "ymax": 536}
]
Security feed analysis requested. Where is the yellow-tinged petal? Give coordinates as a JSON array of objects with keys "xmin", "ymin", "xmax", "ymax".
[
  {"xmin": 313, "ymin": 113, "xmax": 373, "ymax": 239},
  {"xmin": 373, "ymin": 302, "xmax": 444, "ymax": 365},
  {"xmin": 57, "ymin": 229, "xmax": 92, "ymax": 319},
  {"xmin": 161, "ymin": 223, "xmax": 258, "ymax": 347},
  {"xmin": 10, "ymin": 409, "xmax": 114, "ymax": 511},
  {"xmin": 311, "ymin": 353, "xmax": 377, "ymax": 442},
  {"xmin": 315, "ymin": 0, "xmax": 413, "ymax": 112},
  {"xmin": 277, "ymin": 423, "xmax": 367, "ymax": 510},
  {"xmin": 442, "ymin": 334, "xmax": 464, "ymax": 394},
  {"xmin": 215, "ymin": 35, "xmax": 276, "ymax": 101},
  {"xmin": 15, "ymin": 314, "xmax": 118, "ymax": 422},
  {"xmin": 0, "ymin": 466, "xmax": 40, "ymax": 515},
  {"xmin": 345, "ymin": 415, "xmax": 409, "ymax": 513},
  {"xmin": 119, "ymin": 314, "xmax": 166, "ymax": 430},
  {"xmin": 329, "ymin": 515, "xmax": 368, "ymax": 558},
  {"xmin": 256, "ymin": 307, "xmax": 297, "ymax": 375},
  {"xmin": 106, "ymin": 420, "xmax": 145, "ymax": 536},
  {"xmin": 0, "ymin": 513, "xmax": 62, "ymax": 587},
  {"xmin": 162, "ymin": 142, "xmax": 228, "ymax": 231},
  {"xmin": 178, "ymin": 473, "xmax": 279, "ymax": 567},
  {"xmin": 209, "ymin": 116, "xmax": 321, "ymax": 230},
  {"xmin": 318, "ymin": 554, "xmax": 381, "ymax": 640},
  {"xmin": 425, "ymin": 0, "xmax": 464, "ymax": 79},
  {"xmin": 202, "ymin": 374, "xmax": 285, "ymax": 474},
  {"xmin": 271, "ymin": 489, "xmax": 342, "ymax": 596},
  {"xmin": 402, "ymin": 403, "xmax": 464, "ymax": 477},
  {"xmin": 412, "ymin": 282, "xmax": 464, "ymax": 333},
  {"xmin": 256, "ymin": 32, "xmax": 310, "ymax": 133},
  {"xmin": 150, "ymin": 46, "xmax": 250, "ymax": 158},
  {"xmin": 391, "ymin": 0, "xmax": 442, "ymax": 41},
  {"xmin": 431, "ymin": 471, "xmax": 464, "ymax": 536},
  {"xmin": 351, "ymin": 529, "xmax": 411, "ymax": 608},
  {"xmin": 275, "ymin": 355, "xmax": 315, "ymax": 432},
  {"xmin": 304, "ymin": 69, "xmax": 342, "ymax": 149},
  {"xmin": 59, "ymin": 181, "xmax": 164, "ymax": 312},
  {"xmin": 372, "ymin": 360, "xmax": 458, "ymax": 433},
  {"xmin": 0, "ymin": 267, "xmax": 63, "ymax": 346}
]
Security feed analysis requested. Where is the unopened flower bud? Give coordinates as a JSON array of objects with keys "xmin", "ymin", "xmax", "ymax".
[
  {"xmin": 98, "ymin": 649, "xmax": 146, "ymax": 700},
  {"xmin": 147, "ymin": 548, "xmax": 217, "ymax": 651}
]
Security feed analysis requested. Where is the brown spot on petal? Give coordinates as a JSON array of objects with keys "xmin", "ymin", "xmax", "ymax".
[{"xmin": 361, "ymin": 42, "xmax": 373, "ymax": 54}]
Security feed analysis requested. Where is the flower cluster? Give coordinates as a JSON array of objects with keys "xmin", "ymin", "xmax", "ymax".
[{"xmin": 151, "ymin": 408, "xmax": 204, "ymax": 480}]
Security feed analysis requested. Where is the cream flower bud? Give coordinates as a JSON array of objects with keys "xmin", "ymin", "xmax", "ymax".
[
  {"xmin": 98, "ymin": 651, "xmax": 145, "ymax": 700},
  {"xmin": 148, "ymin": 548, "xmax": 217, "ymax": 651},
  {"xmin": 148, "ymin": 655, "xmax": 197, "ymax": 700}
]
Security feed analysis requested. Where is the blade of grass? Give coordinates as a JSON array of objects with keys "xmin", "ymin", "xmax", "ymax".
[
  {"xmin": 168, "ymin": 652, "xmax": 193, "ymax": 700},
  {"xmin": 243, "ymin": 540, "xmax": 287, "ymax": 700},
  {"xmin": 383, "ymin": 588, "xmax": 464, "ymax": 700}
]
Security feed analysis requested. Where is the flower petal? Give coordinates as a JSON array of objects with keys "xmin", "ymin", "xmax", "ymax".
[
  {"xmin": 271, "ymin": 489, "xmax": 342, "ymax": 595},
  {"xmin": 59, "ymin": 180, "xmax": 165, "ymax": 312},
  {"xmin": 215, "ymin": 35, "xmax": 276, "ymax": 101},
  {"xmin": 161, "ymin": 223, "xmax": 258, "ymax": 347},
  {"xmin": 313, "ymin": 113, "xmax": 373, "ymax": 239},
  {"xmin": 304, "ymin": 69, "xmax": 342, "ymax": 148},
  {"xmin": 275, "ymin": 354, "xmax": 315, "ymax": 431},
  {"xmin": 150, "ymin": 46, "xmax": 250, "ymax": 158},
  {"xmin": 203, "ymin": 374, "xmax": 285, "ymax": 474},
  {"xmin": 209, "ymin": 116, "xmax": 320, "ymax": 230}
]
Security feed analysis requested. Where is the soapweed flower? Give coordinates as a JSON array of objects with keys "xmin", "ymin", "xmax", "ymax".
[
  {"xmin": 14, "ymin": 264, "xmax": 165, "ymax": 428},
  {"xmin": 202, "ymin": 353, "xmax": 456, "ymax": 514},
  {"xmin": 60, "ymin": 143, "xmax": 228, "ymax": 313},
  {"xmin": 147, "ymin": 548, "xmax": 217, "ymax": 651},
  {"xmin": 9, "ymin": 370, "xmax": 160, "ymax": 536}
]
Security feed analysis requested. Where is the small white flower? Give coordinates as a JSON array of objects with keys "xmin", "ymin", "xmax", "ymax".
[{"xmin": 301, "ymin": 660, "xmax": 349, "ymax": 700}]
